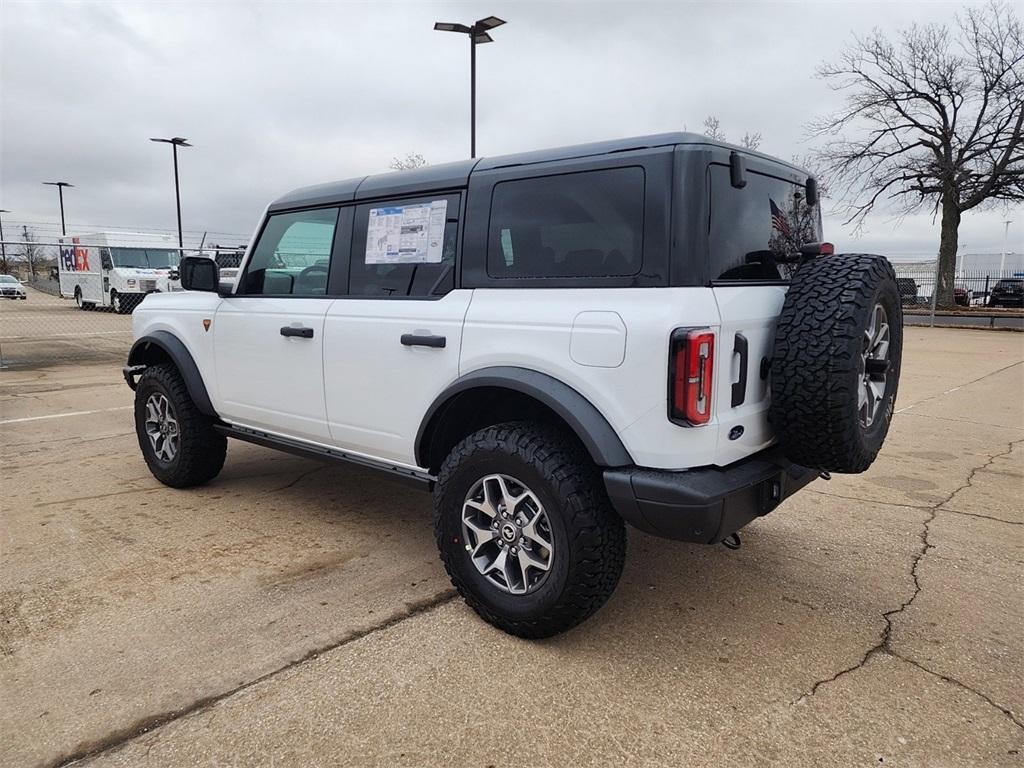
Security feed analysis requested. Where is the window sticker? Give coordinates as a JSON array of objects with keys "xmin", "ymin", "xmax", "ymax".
[{"xmin": 365, "ymin": 200, "xmax": 448, "ymax": 264}]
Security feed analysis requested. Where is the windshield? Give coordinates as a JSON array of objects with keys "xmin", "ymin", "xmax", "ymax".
[
  {"xmin": 0, "ymin": 275, "xmax": 17, "ymax": 283},
  {"xmin": 110, "ymin": 248, "xmax": 180, "ymax": 269}
]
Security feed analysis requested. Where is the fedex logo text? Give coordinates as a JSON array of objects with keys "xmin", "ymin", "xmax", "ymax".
[{"xmin": 60, "ymin": 238, "xmax": 91, "ymax": 272}]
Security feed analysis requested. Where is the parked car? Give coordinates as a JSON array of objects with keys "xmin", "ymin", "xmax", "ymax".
[
  {"xmin": 0, "ymin": 274, "xmax": 27, "ymax": 299},
  {"xmin": 988, "ymin": 278, "xmax": 1024, "ymax": 308},
  {"xmin": 954, "ymin": 286, "xmax": 972, "ymax": 306},
  {"xmin": 123, "ymin": 133, "xmax": 904, "ymax": 638},
  {"xmin": 897, "ymin": 277, "xmax": 918, "ymax": 305}
]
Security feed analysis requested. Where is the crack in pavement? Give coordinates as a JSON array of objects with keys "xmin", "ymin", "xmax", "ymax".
[
  {"xmin": 809, "ymin": 488, "xmax": 1023, "ymax": 527},
  {"xmin": 51, "ymin": 590, "xmax": 459, "ymax": 768},
  {"xmin": 793, "ymin": 439, "xmax": 1024, "ymax": 731},
  {"xmin": 270, "ymin": 464, "xmax": 326, "ymax": 493},
  {"xmin": 894, "ymin": 360, "xmax": 1023, "ymax": 416}
]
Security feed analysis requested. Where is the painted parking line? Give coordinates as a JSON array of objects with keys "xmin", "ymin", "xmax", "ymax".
[{"xmin": 0, "ymin": 405, "xmax": 132, "ymax": 425}]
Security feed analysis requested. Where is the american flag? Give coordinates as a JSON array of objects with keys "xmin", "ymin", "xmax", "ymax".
[{"xmin": 770, "ymin": 199, "xmax": 792, "ymax": 237}]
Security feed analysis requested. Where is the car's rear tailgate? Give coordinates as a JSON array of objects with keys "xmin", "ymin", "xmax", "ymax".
[{"xmin": 711, "ymin": 285, "xmax": 787, "ymax": 466}]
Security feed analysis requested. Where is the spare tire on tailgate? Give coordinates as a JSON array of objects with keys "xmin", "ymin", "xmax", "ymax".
[{"xmin": 769, "ymin": 254, "xmax": 903, "ymax": 473}]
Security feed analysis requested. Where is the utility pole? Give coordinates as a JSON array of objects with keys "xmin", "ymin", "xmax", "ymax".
[
  {"xmin": 1000, "ymin": 220, "xmax": 1013, "ymax": 277},
  {"xmin": 0, "ymin": 209, "xmax": 9, "ymax": 273},
  {"xmin": 22, "ymin": 225, "xmax": 36, "ymax": 280}
]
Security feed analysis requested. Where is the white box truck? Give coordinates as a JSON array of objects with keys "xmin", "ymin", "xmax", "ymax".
[{"xmin": 58, "ymin": 232, "xmax": 183, "ymax": 313}]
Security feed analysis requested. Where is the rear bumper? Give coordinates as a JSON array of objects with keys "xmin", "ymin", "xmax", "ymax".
[{"xmin": 604, "ymin": 448, "xmax": 817, "ymax": 543}]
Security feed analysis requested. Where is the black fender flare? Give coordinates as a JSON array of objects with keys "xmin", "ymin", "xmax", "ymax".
[
  {"xmin": 416, "ymin": 366, "xmax": 633, "ymax": 469},
  {"xmin": 126, "ymin": 330, "xmax": 216, "ymax": 417}
]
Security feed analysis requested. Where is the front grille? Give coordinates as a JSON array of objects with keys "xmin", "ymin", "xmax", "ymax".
[{"xmin": 140, "ymin": 279, "xmax": 157, "ymax": 292}]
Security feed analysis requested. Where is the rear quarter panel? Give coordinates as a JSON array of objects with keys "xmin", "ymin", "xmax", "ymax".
[{"xmin": 460, "ymin": 287, "xmax": 724, "ymax": 469}]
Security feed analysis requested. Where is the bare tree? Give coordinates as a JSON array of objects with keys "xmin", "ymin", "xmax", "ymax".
[
  {"xmin": 389, "ymin": 152, "xmax": 428, "ymax": 171},
  {"xmin": 20, "ymin": 225, "xmax": 39, "ymax": 281},
  {"xmin": 702, "ymin": 116, "xmax": 762, "ymax": 150},
  {"xmin": 810, "ymin": 0, "xmax": 1023, "ymax": 307},
  {"xmin": 702, "ymin": 116, "xmax": 726, "ymax": 142},
  {"xmin": 740, "ymin": 131, "xmax": 762, "ymax": 151}
]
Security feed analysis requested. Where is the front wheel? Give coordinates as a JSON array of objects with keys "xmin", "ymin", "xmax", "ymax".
[
  {"xmin": 134, "ymin": 363, "xmax": 227, "ymax": 488},
  {"xmin": 434, "ymin": 422, "xmax": 626, "ymax": 638}
]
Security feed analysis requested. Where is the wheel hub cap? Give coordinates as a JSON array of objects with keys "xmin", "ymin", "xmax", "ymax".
[
  {"xmin": 462, "ymin": 474, "xmax": 553, "ymax": 595},
  {"xmin": 858, "ymin": 303, "xmax": 891, "ymax": 428}
]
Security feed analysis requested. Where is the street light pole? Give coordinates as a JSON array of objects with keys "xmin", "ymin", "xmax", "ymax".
[
  {"xmin": 150, "ymin": 137, "xmax": 193, "ymax": 249},
  {"xmin": 434, "ymin": 16, "xmax": 506, "ymax": 158},
  {"xmin": 470, "ymin": 32, "xmax": 477, "ymax": 158},
  {"xmin": 42, "ymin": 182, "xmax": 73, "ymax": 236}
]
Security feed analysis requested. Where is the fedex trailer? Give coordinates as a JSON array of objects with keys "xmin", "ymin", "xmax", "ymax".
[{"xmin": 58, "ymin": 233, "xmax": 182, "ymax": 313}]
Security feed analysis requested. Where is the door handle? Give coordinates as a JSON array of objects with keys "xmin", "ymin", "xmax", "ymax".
[
  {"xmin": 280, "ymin": 326, "xmax": 314, "ymax": 339},
  {"xmin": 401, "ymin": 333, "xmax": 446, "ymax": 348},
  {"xmin": 731, "ymin": 332, "xmax": 749, "ymax": 407}
]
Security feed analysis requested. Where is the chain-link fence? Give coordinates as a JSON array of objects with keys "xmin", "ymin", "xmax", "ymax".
[
  {"xmin": 0, "ymin": 240, "xmax": 244, "ymax": 368},
  {"xmin": 891, "ymin": 264, "xmax": 1023, "ymax": 308},
  {"xmin": 2, "ymin": 240, "xmax": 1021, "ymax": 368}
]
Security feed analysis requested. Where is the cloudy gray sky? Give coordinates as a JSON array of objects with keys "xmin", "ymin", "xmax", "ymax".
[{"xmin": 1, "ymin": 0, "xmax": 1021, "ymax": 255}]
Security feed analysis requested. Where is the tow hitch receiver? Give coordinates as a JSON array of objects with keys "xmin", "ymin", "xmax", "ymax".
[{"xmin": 722, "ymin": 532, "xmax": 741, "ymax": 550}]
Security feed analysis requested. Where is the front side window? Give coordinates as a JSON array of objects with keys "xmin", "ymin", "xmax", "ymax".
[
  {"xmin": 349, "ymin": 194, "xmax": 460, "ymax": 297},
  {"xmin": 242, "ymin": 208, "xmax": 339, "ymax": 295},
  {"xmin": 487, "ymin": 167, "xmax": 645, "ymax": 279}
]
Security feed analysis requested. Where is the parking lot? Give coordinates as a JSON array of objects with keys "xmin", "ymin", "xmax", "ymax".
[
  {"xmin": 0, "ymin": 286, "xmax": 132, "ymax": 368},
  {"xmin": 1, "ymin": 325, "xmax": 1022, "ymax": 767}
]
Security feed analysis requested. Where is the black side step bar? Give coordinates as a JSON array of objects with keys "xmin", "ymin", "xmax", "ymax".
[{"xmin": 214, "ymin": 424, "xmax": 434, "ymax": 489}]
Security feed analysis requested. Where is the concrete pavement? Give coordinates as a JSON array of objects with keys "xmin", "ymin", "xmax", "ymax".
[{"xmin": 1, "ymin": 327, "xmax": 1021, "ymax": 767}]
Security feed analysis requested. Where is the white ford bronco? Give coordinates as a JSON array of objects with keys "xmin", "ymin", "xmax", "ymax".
[{"xmin": 124, "ymin": 133, "xmax": 902, "ymax": 637}]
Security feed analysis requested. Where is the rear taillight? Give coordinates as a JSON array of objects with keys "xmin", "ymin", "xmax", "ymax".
[{"xmin": 669, "ymin": 329, "xmax": 715, "ymax": 425}]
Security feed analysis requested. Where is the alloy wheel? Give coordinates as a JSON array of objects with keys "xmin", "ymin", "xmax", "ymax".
[
  {"xmin": 858, "ymin": 303, "xmax": 891, "ymax": 428},
  {"xmin": 461, "ymin": 474, "xmax": 554, "ymax": 595},
  {"xmin": 144, "ymin": 393, "xmax": 180, "ymax": 463}
]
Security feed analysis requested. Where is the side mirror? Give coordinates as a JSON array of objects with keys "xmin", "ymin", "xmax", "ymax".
[{"xmin": 179, "ymin": 256, "xmax": 219, "ymax": 292}]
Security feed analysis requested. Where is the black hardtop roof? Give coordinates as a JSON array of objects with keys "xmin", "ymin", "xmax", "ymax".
[{"xmin": 268, "ymin": 132, "xmax": 808, "ymax": 211}]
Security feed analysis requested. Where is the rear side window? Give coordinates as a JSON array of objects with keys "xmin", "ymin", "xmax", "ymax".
[
  {"xmin": 708, "ymin": 166, "xmax": 820, "ymax": 281},
  {"xmin": 487, "ymin": 167, "xmax": 645, "ymax": 279},
  {"xmin": 349, "ymin": 193, "xmax": 460, "ymax": 297},
  {"xmin": 242, "ymin": 208, "xmax": 339, "ymax": 295}
]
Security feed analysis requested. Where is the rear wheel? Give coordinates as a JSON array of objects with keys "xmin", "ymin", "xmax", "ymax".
[
  {"xmin": 434, "ymin": 422, "xmax": 626, "ymax": 638},
  {"xmin": 134, "ymin": 363, "xmax": 226, "ymax": 487},
  {"xmin": 770, "ymin": 254, "xmax": 903, "ymax": 473}
]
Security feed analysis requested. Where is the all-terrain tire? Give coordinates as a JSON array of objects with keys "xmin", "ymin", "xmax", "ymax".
[
  {"xmin": 434, "ymin": 422, "xmax": 626, "ymax": 638},
  {"xmin": 770, "ymin": 254, "xmax": 903, "ymax": 473},
  {"xmin": 134, "ymin": 363, "xmax": 227, "ymax": 488}
]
